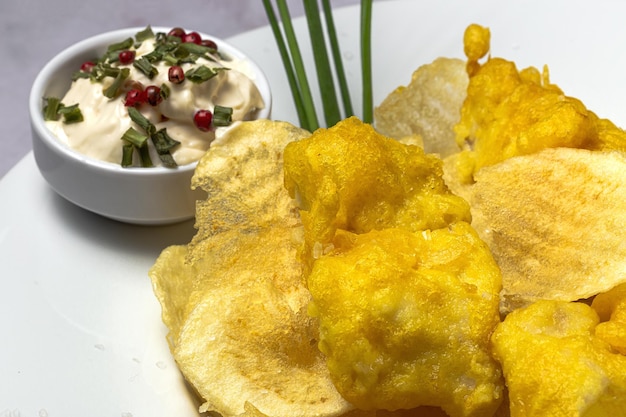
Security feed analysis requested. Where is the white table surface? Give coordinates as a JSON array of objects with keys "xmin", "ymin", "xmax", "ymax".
[{"xmin": 1, "ymin": 0, "xmax": 361, "ymax": 179}]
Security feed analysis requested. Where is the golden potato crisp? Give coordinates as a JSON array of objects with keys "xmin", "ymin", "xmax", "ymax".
[
  {"xmin": 466, "ymin": 147, "xmax": 626, "ymax": 314},
  {"xmin": 150, "ymin": 120, "xmax": 355, "ymax": 417},
  {"xmin": 307, "ymin": 224, "xmax": 504, "ymax": 417},
  {"xmin": 374, "ymin": 57, "xmax": 468, "ymax": 157},
  {"xmin": 176, "ymin": 227, "xmax": 350, "ymax": 417},
  {"xmin": 283, "ymin": 116, "xmax": 471, "ymax": 269},
  {"xmin": 491, "ymin": 299, "xmax": 626, "ymax": 417}
]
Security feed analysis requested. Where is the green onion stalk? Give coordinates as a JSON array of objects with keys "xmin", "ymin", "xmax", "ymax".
[{"xmin": 263, "ymin": 0, "xmax": 374, "ymax": 131}]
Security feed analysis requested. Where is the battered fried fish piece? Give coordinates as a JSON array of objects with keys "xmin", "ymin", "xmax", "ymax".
[
  {"xmin": 593, "ymin": 283, "xmax": 626, "ymax": 356},
  {"xmin": 451, "ymin": 24, "xmax": 626, "ymax": 184},
  {"xmin": 491, "ymin": 298, "xmax": 626, "ymax": 417},
  {"xmin": 308, "ymin": 225, "xmax": 504, "ymax": 417},
  {"xmin": 283, "ymin": 116, "xmax": 471, "ymax": 270},
  {"xmin": 284, "ymin": 117, "xmax": 504, "ymax": 417}
]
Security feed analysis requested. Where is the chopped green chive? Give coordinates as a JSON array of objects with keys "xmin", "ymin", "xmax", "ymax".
[
  {"xmin": 103, "ymin": 67, "xmax": 130, "ymax": 98},
  {"xmin": 43, "ymin": 97, "xmax": 62, "ymax": 121},
  {"xmin": 162, "ymin": 53, "xmax": 179, "ymax": 66},
  {"xmin": 121, "ymin": 127, "xmax": 148, "ymax": 147},
  {"xmin": 152, "ymin": 128, "xmax": 180, "ymax": 168},
  {"xmin": 185, "ymin": 65, "xmax": 222, "ymax": 83},
  {"xmin": 178, "ymin": 42, "xmax": 213, "ymax": 56},
  {"xmin": 135, "ymin": 26, "xmax": 154, "ymax": 43},
  {"xmin": 151, "ymin": 128, "xmax": 180, "ymax": 153},
  {"xmin": 213, "ymin": 105, "xmax": 234, "ymax": 127},
  {"xmin": 107, "ymin": 37, "xmax": 134, "ymax": 54},
  {"xmin": 157, "ymin": 152, "xmax": 177, "ymax": 168},
  {"xmin": 72, "ymin": 71, "xmax": 91, "ymax": 81},
  {"xmin": 43, "ymin": 97, "xmax": 83, "ymax": 124},
  {"xmin": 160, "ymin": 83, "xmax": 171, "ymax": 101},
  {"xmin": 133, "ymin": 57, "xmax": 158, "ymax": 79},
  {"xmin": 121, "ymin": 143, "xmax": 134, "ymax": 167},
  {"xmin": 127, "ymin": 106, "xmax": 156, "ymax": 135},
  {"xmin": 57, "ymin": 103, "xmax": 84, "ymax": 123},
  {"xmin": 137, "ymin": 143, "xmax": 153, "ymax": 167}
]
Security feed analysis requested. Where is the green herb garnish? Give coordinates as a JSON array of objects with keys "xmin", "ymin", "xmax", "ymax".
[
  {"xmin": 213, "ymin": 105, "xmax": 234, "ymax": 127},
  {"xmin": 72, "ymin": 71, "xmax": 92, "ymax": 81},
  {"xmin": 127, "ymin": 106, "xmax": 156, "ymax": 135},
  {"xmin": 121, "ymin": 127, "xmax": 148, "ymax": 147},
  {"xmin": 43, "ymin": 97, "xmax": 83, "ymax": 124},
  {"xmin": 107, "ymin": 37, "xmax": 134, "ymax": 54},
  {"xmin": 185, "ymin": 65, "xmax": 220, "ymax": 83},
  {"xmin": 262, "ymin": 0, "xmax": 373, "ymax": 130},
  {"xmin": 121, "ymin": 143, "xmax": 134, "ymax": 167},
  {"xmin": 43, "ymin": 97, "xmax": 62, "ymax": 121},
  {"xmin": 123, "ymin": 109, "xmax": 181, "ymax": 168},
  {"xmin": 178, "ymin": 42, "xmax": 214, "ymax": 57},
  {"xmin": 133, "ymin": 57, "xmax": 158, "ymax": 79},
  {"xmin": 160, "ymin": 83, "xmax": 171, "ymax": 101},
  {"xmin": 57, "ymin": 103, "xmax": 84, "ymax": 124},
  {"xmin": 135, "ymin": 26, "xmax": 155, "ymax": 43},
  {"xmin": 137, "ymin": 143, "xmax": 153, "ymax": 167},
  {"xmin": 360, "ymin": 0, "xmax": 373, "ymax": 124},
  {"xmin": 103, "ymin": 67, "xmax": 130, "ymax": 98},
  {"xmin": 303, "ymin": 0, "xmax": 341, "ymax": 127},
  {"xmin": 151, "ymin": 128, "xmax": 180, "ymax": 168}
]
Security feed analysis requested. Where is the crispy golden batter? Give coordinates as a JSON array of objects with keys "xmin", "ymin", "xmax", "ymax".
[
  {"xmin": 284, "ymin": 118, "xmax": 504, "ymax": 417},
  {"xmin": 308, "ymin": 225, "xmax": 504, "ymax": 417},
  {"xmin": 283, "ymin": 116, "xmax": 471, "ymax": 271},
  {"xmin": 451, "ymin": 24, "xmax": 626, "ymax": 184},
  {"xmin": 491, "ymin": 299, "xmax": 626, "ymax": 417},
  {"xmin": 593, "ymin": 283, "xmax": 626, "ymax": 356}
]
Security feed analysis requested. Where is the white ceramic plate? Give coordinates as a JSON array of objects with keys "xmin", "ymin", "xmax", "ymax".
[{"xmin": 2, "ymin": 0, "xmax": 626, "ymax": 414}]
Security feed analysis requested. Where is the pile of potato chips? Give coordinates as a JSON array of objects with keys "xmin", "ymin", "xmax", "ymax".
[
  {"xmin": 150, "ymin": 120, "xmax": 356, "ymax": 417},
  {"xmin": 150, "ymin": 23, "xmax": 626, "ymax": 417}
]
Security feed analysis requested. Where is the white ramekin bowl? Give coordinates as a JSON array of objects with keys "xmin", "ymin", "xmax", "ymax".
[{"xmin": 29, "ymin": 27, "xmax": 272, "ymax": 225}]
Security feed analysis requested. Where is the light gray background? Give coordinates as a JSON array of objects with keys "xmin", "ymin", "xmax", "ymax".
[{"xmin": 0, "ymin": 0, "xmax": 361, "ymax": 178}]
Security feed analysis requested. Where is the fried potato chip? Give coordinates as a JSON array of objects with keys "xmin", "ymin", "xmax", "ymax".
[
  {"xmin": 149, "ymin": 244, "xmax": 203, "ymax": 350},
  {"xmin": 465, "ymin": 147, "xmax": 626, "ymax": 314},
  {"xmin": 190, "ymin": 120, "xmax": 309, "ymax": 238},
  {"xmin": 491, "ymin": 299, "xmax": 626, "ymax": 417},
  {"xmin": 374, "ymin": 57, "xmax": 468, "ymax": 157},
  {"xmin": 150, "ymin": 120, "xmax": 355, "ymax": 417},
  {"xmin": 175, "ymin": 227, "xmax": 352, "ymax": 417}
]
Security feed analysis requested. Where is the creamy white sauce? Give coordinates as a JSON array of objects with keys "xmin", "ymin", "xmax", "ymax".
[{"xmin": 46, "ymin": 36, "xmax": 265, "ymax": 167}]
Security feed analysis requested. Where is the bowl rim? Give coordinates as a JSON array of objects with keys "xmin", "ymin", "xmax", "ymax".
[{"xmin": 29, "ymin": 25, "xmax": 272, "ymax": 177}]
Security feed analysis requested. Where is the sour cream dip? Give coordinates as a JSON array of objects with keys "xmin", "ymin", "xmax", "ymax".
[{"xmin": 45, "ymin": 26, "xmax": 266, "ymax": 167}]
